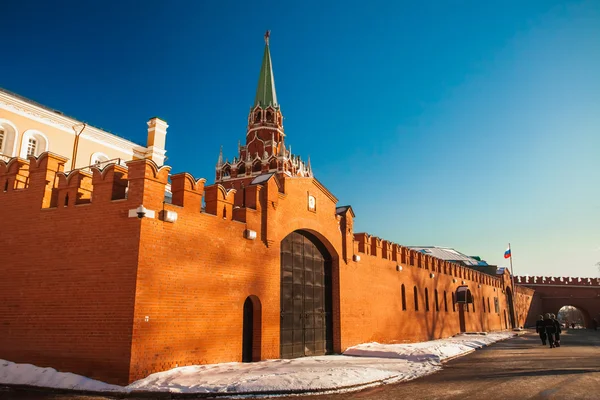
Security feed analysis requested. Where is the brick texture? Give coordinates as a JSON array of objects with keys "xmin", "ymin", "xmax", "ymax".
[{"xmin": 0, "ymin": 153, "xmax": 534, "ymax": 385}]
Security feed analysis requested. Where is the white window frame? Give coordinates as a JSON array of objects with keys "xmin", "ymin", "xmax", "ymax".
[
  {"xmin": 0, "ymin": 119, "xmax": 19, "ymax": 158},
  {"xmin": 90, "ymin": 152, "xmax": 110, "ymax": 167},
  {"xmin": 20, "ymin": 130, "xmax": 49, "ymax": 159},
  {"xmin": 26, "ymin": 138, "xmax": 37, "ymax": 157},
  {"xmin": 0, "ymin": 128, "xmax": 5, "ymax": 154}
]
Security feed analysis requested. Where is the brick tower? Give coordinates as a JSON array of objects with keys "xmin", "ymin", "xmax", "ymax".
[{"xmin": 215, "ymin": 31, "xmax": 312, "ymax": 189}]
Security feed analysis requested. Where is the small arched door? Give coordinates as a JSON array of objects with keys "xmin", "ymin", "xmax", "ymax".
[
  {"xmin": 280, "ymin": 230, "xmax": 333, "ymax": 358},
  {"xmin": 242, "ymin": 296, "xmax": 261, "ymax": 362}
]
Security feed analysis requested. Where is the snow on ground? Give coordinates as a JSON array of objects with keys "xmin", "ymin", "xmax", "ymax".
[
  {"xmin": 0, "ymin": 359, "xmax": 122, "ymax": 392},
  {"xmin": 0, "ymin": 332, "xmax": 515, "ymax": 395}
]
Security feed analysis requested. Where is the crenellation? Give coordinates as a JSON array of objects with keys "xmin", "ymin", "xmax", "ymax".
[
  {"xmin": 0, "ymin": 157, "xmax": 30, "ymax": 191},
  {"xmin": 56, "ymin": 169, "xmax": 93, "ymax": 207},
  {"xmin": 381, "ymin": 240, "xmax": 392, "ymax": 260},
  {"xmin": 204, "ymin": 184, "xmax": 236, "ymax": 220},
  {"xmin": 370, "ymin": 236, "xmax": 382, "ymax": 258},
  {"xmin": 170, "ymin": 172, "xmax": 205, "ymax": 211},
  {"xmin": 515, "ymin": 275, "xmax": 600, "ymax": 287},
  {"xmin": 126, "ymin": 158, "xmax": 170, "ymax": 209},
  {"xmin": 91, "ymin": 163, "xmax": 129, "ymax": 202}
]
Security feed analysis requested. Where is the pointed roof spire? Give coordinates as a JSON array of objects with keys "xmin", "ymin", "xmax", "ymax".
[
  {"xmin": 254, "ymin": 30, "xmax": 278, "ymax": 108},
  {"xmin": 217, "ymin": 145, "xmax": 223, "ymax": 167}
]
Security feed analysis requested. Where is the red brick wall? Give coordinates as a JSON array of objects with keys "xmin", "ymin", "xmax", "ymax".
[
  {"xmin": 0, "ymin": 154, "xmax": 141, "ymax": 385},
  {"xmin": 516, "ymin": 280, "xmax": 600, "ymax": 327},
  {"xmin": 0, "ymin": 154, "xmax": 535, "ymax": 385}
]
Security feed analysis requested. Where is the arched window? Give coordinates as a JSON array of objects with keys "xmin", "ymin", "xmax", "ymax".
[
  {"xmin": 425, "ymin": 288, "xmax": 430, "ymax": 312},
  {"xmin": 269, "ymin": 158, "xmax": 277, "ymax": 170},
  {"xmin": 266, "ymin": 110, "xmax": 274, "ymax": 123},
  {"xmin": 0, "ymin": 120, "xmax": 18, "ymax": 158},
  {"xmin": 222, "ymin": 165, "xmax": 231, "ymax": 178},
  {"xmin": 413, "ymin": 286, "xmax": 419, "ymax": 311},
  {"xmin": 254, "ymin": 110, "xmax": 262, "ymax": 123},
  {"xmin": 20, "ymin": 130, "xmax": 49, "ymax": 158},
  {"xmin": 444, "ymin": 291, "xmax": 448, "ymax": 312},
  {"xmin": 434, "ymin": 290, "xmax": 439, "ymax": 312},
  {"xmin": 0, "ymin": 128, "xmax": 4, "ymax": 154},
  {"xmin": 238, "ymin": 163, "xmax": 246, "ymax": 175},
  {"xmin": 90, "ymin": 152, "xmax": 110, "ymax": 168},
  {"xmin": 401, "ymin": 284, "xmax": 406, "ymax": 311},
  {"xmin": 252, "ymin": 160, "xmax": 262, "ymax": 173}
]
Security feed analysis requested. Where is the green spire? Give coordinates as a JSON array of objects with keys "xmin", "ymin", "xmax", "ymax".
[{"xmin": 254, "ymin": 31, "xmax": 278, "ymax": 108}]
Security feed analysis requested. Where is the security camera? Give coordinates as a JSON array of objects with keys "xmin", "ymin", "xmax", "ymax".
[{"xmin": 136, "ymin": 205, "xmax": 147, "ymax": 219}]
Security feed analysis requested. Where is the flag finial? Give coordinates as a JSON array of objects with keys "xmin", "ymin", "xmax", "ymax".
[{"xmin": 264, "ymin": 30, "xmax": 271, "ymax": 44}]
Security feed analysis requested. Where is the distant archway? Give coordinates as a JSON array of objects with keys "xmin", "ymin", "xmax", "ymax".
[{"xmin": 557, "ymin": 305, "xmax": 592, "ymax": 329}]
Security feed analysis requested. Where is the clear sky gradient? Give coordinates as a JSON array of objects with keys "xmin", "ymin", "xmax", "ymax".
[{"xmin": 3, "ymin": 0, "xmax": 599, "ymax": 277}]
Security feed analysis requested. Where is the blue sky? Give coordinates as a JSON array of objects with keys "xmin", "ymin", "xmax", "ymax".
[{"xmin": 3, "ymin": 0, "xmax": 599, "ymax": 277}]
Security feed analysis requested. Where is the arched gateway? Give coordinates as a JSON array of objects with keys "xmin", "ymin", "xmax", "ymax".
[{"xmin": 280, "ymin": 230, "xmax": 333, "ymax": 358}]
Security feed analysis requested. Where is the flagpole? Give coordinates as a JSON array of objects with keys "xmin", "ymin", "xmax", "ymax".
[{"xmin": 508, "ymin": 242, "xmax": 517, "ymax": 327}]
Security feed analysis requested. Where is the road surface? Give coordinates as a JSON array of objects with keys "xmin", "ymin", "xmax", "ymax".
[{"xmin": 1, "ymin": 329, "xmax": 599, "ymax": 400}]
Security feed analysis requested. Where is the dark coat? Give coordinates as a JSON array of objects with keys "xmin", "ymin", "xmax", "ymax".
[
  {"xmin": 535, "ymin": 320, "xmax": 545, "ymax": 333},
  {"xmin": 544, "ymin": 318, "xmax": 556, "ymax": 334},
  {"xmin": 552, "ymin": 319, "xmax": 562, "ymax": 334}
]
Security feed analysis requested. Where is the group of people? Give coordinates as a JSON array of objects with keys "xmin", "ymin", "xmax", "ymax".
[{"xmin": 535, "ymin": 313, "xmax": 562, "ymax": 348}]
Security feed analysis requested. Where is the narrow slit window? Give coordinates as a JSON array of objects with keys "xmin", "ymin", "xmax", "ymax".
[
  {"xmin": 414, "ymin": 286, "xmax": 419, "ymax": 311},
  {"xmin": 401, "ymin": 284, "xmax": 406, "ymax": 311}
]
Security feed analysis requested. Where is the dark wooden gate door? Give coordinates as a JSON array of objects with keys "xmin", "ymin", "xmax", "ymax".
[{"xmin": 280, "ymin": 231, "xmax": 332, "ymax": 358}]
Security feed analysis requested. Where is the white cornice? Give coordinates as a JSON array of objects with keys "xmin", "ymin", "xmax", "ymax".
[{"xmin": 0, "ymin": 91, "xmax": 140, "ymax": 155}]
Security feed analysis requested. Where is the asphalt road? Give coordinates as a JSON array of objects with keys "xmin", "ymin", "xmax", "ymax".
[{"xmin": 1, "ymin": 329, "xmax": 599, "ymax": 400}]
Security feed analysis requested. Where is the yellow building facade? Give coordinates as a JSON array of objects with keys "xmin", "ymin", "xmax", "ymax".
[{"xmin": 0, "ymin": 87, "xmax": 167, "ymax": 170}]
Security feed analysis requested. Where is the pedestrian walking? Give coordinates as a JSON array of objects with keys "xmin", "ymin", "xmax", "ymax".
[
  {"xmin": 543, "ymin": 313, "xmax": 557, "ymax": 348},
  {"xmin": 552, "ymin": 314, "xmax": 561, "ymax": 347},
  {"xmin": 535, "ymin": 315, "xmax": 547, "ymax": 345}
]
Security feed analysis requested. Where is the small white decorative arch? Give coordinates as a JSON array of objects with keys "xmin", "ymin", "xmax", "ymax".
[
  {"xmin": 19, "ymin": 129, "xmax": 49, "ymax": 159},
  {"xmin": 0, "ymin": 119, "xmax": 19, "ymax": 157},
  {"xmin": 90, "ymin": 152, "xmax": 110, "ymax": 167}
]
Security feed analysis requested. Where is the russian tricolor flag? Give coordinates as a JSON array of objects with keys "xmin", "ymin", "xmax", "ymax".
[{"xmin": 504, "ymin": 247, "xmax": 511, "ymax": 259}]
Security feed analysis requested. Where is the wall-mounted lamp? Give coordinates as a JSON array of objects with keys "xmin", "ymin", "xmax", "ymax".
[
  {"xmin": 128, "ymin": 205, "xmax": 155, "ymax": 219},
  {"xmin": 161, "ymin": 210, "xmax": 178, "ymax": 223},
  {"xmin": 430, "ymin": 273, "xmax": 435, "ymax": 278},
  {"xmin": 462, "ymin": 280, "xmax": 466, "ymax": 285},
  {"xmin": 353, "ymin": 254, "xmax": 361, "ymax": 262},
  {"xmin": 478, "ymin": 284, "xmax": 481, "ymax": 288},
  {"xmin": 452, "ymin": 279, "xmax": 457, "ymax": 283},
  {"xmin": 396, "ymin": 265, "xmax": 403, "ymax": 271},
  {"xmin": 244, "ymin": 229, "xmax": 257, "ymax": 240}
]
